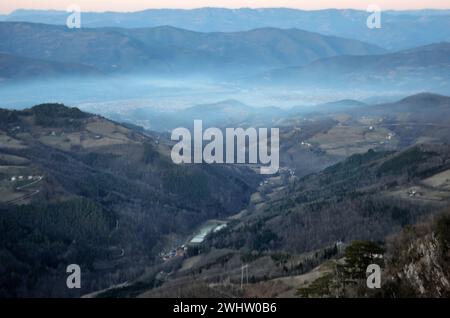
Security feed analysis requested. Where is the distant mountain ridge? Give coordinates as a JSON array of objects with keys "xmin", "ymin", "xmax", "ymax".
[
  {"xmin": 3, "ymin": 8, "xmax": 450, "ymax": 50},
  {"xmin": 0, "ymin": 22, "xmax": 385, "ymax": 78},
  {"xmin": 124, "ymin": 99, "xmax": 283, "ymax": 131},
  {"xmin": 253, "ymin": 42, "xmax": 450, "ymax": 92}
]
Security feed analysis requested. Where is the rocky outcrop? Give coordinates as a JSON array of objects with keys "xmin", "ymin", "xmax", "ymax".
[
  {"xmin": 398, "ymin": 234, "xmax": 449, "ymax": 296},
  {"xmin": 384, "ymin": 211, "xmax": 450, "ymax": 297}
]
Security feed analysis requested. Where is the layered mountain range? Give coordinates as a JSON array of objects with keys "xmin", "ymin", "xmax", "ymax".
[
  {"xmin": 3, "ymin": 8, "xmax": 450, "ymax": 50},
  {"xmin": 0, "ymin": 22, "xmax": 385, "ymax": 78}
]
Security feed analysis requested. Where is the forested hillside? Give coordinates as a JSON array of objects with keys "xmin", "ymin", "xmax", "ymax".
[{"xmin": 0, "ymin": 103, "xmax": 260, "ymax": 297}]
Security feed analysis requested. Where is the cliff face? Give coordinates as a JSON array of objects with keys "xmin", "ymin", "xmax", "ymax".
[
  {"xmin": 384, "ymin": 210, "xmax": 450, "ymax": 297},
  {"xmin": 398, "ymin": 234, "xmax": 449, "ymax": 296}
]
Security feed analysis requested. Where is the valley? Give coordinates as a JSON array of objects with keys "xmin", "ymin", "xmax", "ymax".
[
  {"xmin": 72, "ymin": 93, "xmax": 450, "ymax": 298},
  {"xmin": 0, "ymin": 103, "xmax": 260, "ymax": 297},
  {"xmin": 99, "ymin": 144, "xmax": 450, "ymax": 298},
  {"xmin": 2, "ymin": 93, "xmax": 450, "ymax": 298},
  {"xmin": 1, "ymin": 7, "xmax": 450, "ymax": 299}
]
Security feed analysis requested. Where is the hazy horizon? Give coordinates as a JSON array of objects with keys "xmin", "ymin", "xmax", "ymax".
[{"xmin": 1, "ymin": 0, "xmax": 450, "ymax": 14}]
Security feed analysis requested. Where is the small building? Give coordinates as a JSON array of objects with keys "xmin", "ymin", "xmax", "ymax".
[{"xmin": 301, "ymin": 141, "xmax": 312, "ymax": 148}]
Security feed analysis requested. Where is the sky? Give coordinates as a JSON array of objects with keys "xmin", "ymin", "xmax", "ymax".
[{"xmin": 1, "ymin": 0, "xmax": 450, "ymax": 14}]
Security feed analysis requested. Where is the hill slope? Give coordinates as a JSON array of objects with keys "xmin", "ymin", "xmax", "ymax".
[
  {"xmin": 0, "ymin": 103, "xmax": 260, "ymax": 297},
  {"xmin": 0, "ymin": 52, "xmax": 101, "ymax": 81}
]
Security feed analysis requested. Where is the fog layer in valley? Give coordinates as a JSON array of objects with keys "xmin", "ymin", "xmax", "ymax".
[{"xmin": 0, "ymin": 74, "xmax": 439, "ymax": 132}]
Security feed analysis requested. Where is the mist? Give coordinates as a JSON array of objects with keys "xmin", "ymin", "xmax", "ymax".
[{"xmin": 0, "ymin": 72, "xmax": 433, "ymax": 132}]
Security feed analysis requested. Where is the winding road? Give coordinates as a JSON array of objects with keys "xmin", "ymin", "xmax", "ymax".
[{"xmin": 5, "ymin": 176, "xmax": 43, "ymax": 205}]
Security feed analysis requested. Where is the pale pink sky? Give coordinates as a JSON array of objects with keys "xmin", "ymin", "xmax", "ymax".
[{"xmin": 1, "ymin": 0, "xmax": 450, "ymax": 14}]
